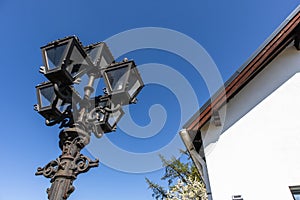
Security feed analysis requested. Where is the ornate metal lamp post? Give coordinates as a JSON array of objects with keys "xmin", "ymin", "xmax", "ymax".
[{"xmin": 34, "ymin": 36, "xmax": 144, "ymax": 200}]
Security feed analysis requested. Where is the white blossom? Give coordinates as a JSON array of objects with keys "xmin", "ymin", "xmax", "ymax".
[{"xmin": 166, "ymin": 176, "xmax": 207, "ymax": 200}]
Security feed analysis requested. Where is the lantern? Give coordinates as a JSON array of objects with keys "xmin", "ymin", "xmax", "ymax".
[
  {"xmin": 91, "ymin": 96, "xmax": 124, "ymax": 135},
  {"xmin": 41, "ymin": 36, "xmax": 93, "ymax": 85},
  {"xmin": 35, "ymin": 82, "xmax": 81, "ymax": 121},
  {"xmin": 103, "ymin": 60, "xmax": 144, "ymax": 105},
  {"xmin": 85, "ymin": 42, "xmax": 114, "ymax": 70},
  {"xmin": 35, "ymin": 82, "xmax": 68, "ymax": 120}
]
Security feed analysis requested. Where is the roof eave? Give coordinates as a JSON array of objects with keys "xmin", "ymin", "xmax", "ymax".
[{"xmin": 184, "ymin": 5, "xmax": 300, "ymax": 131}]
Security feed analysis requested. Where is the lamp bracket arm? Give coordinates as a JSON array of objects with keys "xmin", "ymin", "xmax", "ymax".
[
  {"xmin": 104, "ymin": 104, "xmax": 121, "ymax": 113},
  {"xmin": 54, "ymin": 83, "xmax": 72, "ymax": 103},
  {"xmin": 45, "ymin": 106, "xmax": 74, "ymax": 128}
]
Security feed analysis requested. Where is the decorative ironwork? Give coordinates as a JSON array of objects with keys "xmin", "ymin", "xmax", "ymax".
[
  {"xmin": 74, "ymin": 154, "xmax": 99, "ymax": 175},
  {"xmin": 36, "ymin": 160, "xmax": 60, "ymax": 179},
  {"xmin": 34, "ymin": 36, "xmax": 144, "ymax": 200},
  {"xmin": 36, "ymin": 128, "xmax": 99, "ymax": 199}
]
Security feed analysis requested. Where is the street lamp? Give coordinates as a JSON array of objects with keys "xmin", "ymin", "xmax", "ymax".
[
  {"xmin": 88, "ymin": 95, "xmax": 124, "ymax": 137},
  {"xmin": 85, "ymin": 42, "xmax": 114, "ymax": 69},
  {"xmin": 35, "ymin": 36, "xmax": 144, "ymax": 200},
  {"xmin": 103, "ymin": 60, "xmax": 144, "ymax": 105},
  {"xmin": 35, "ymin": 82, "xmax": 72, "ymax": 121},
  {"xmin": 40, "ymin": 36, "xmax": 93, "ymax": 85}
]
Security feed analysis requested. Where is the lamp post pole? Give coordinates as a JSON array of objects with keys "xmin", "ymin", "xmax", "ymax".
[
  {"xmin": 36, "ymin": 127, "xmax": 98, "ymax": 200},
  {"xmin": 36, "ymin": 73, "xmax": 99, "ymax": 200},
  {"xmin": 34, "ymin": 36, "xmax": 144, "ymax": 200}
]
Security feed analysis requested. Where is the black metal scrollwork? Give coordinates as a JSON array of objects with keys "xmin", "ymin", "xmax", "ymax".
[
  {"xmin": 36, "ymin": 159, "xmax": 60, "ymax": 179},
  {"xmin": 45, "ymin": 105, "xmax": 74, "ymax": 128},
  {"xmin": 74, "ymin": 154, "xmax": 99, "ymax": 175}
]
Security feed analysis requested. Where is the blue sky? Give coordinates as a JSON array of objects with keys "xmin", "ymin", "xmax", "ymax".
[{"xmin": 0, "ymin": 1, "xmax": 299, "ymax": 200}]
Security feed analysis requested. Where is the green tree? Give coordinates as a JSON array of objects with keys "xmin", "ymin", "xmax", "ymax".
[{"xmin": 146, "ymin": 152, "xmax": 207, "ymax": 200}]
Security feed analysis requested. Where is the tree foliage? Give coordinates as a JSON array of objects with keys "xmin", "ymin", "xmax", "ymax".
[{"xmin": 146, "ymin": 152, "xmax": 207, "ymax": 200}]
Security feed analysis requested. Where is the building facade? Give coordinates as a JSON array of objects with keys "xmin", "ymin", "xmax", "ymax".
[{"xmin": 181, "ymin": 6, "xmax": 300, "ymax": 200}]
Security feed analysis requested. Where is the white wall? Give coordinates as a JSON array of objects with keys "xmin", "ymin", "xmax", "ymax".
[{"xmin": 201, "ymin": 45, "xmax": 300, "ymax": 200}]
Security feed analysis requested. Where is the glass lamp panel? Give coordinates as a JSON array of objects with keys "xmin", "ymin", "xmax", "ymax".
[
  {"xmin": 39, "ymin": 84, "xmax": 56, "ymax": 108},
  {"xmin": 106, "ymin": 66, "xmax": 129, "ymax": 92},
  {"xmin": 56, "ymin": 99, "xmax": 69, "ymax": 113},
  {"xmin": 128, "ymin": 80, "xmax": 141, "ymax": 98},
  {"xmin": 108, "ymin": 109, "xmax": 122, "ymax": 127},
  {"xmin": 86, "ymin": 43, "xmax": 114, "ymax": 69},
  {"xmin": 86, "ymin": 44, "xmax": 104, "ymax": 66},
  {"xmin": 66, "ymin": 45, "xmax": 89, "ymax": 78},
  {"xmin": 45, "ymin": 43, "xmax": 68, "ymax": 70},
  {"xmin": 73, "ymin": 73, "xmax": 89, "ymax": 98},
  {"xmin": 99, "ymin": 48, "xmax": 114, "ymax": 69},
  {"xmin": 97, "ymin": 112, "xmax": 106, "ymax": 122},
  {"xmin": 127, "ymin": 69, "xmax": 142, "ymax": 98},
  {"xmin": 86, "ymin": 45, "xmax": 101, "ymax": 65},
  {"xmin": 99, "ymin": 54, "xmax": 108, "ymax": 69}
]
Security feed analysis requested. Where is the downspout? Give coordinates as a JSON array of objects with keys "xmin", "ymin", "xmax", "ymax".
[{"xmin": 179, "ymin": 129, "xmax": 213, "ymax": 200}]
